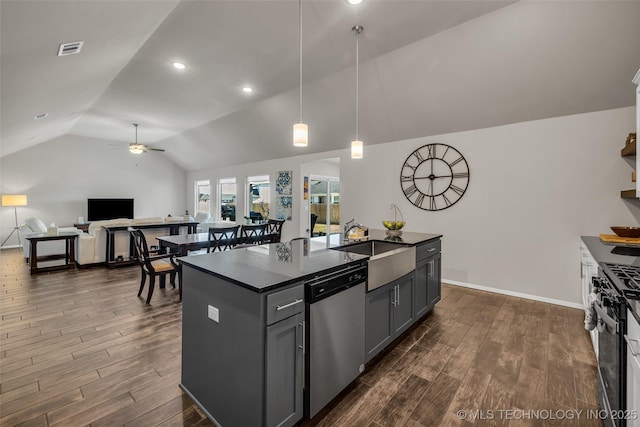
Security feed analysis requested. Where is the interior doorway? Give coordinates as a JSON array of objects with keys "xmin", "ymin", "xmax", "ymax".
[{"xmin": 309, "ymin": 176, "xmax": 340, "ymax": 245}]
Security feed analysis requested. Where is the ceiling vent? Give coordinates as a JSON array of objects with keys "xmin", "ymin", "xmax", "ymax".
[{"xmin": 57, "ymin": 41, "xmax": 83, "ymax": 57}]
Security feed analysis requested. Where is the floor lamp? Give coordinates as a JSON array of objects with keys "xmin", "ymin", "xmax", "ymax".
[{"xmin": 1, "ymin": 194, "xmax": 28, "ymax": 248}]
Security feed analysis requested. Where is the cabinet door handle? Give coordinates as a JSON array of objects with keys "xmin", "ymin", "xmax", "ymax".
[
  {"xmin": 396, "ymin": 285, "xmax": 400, "ymax": 306},
  {"xmin": 391, "ymin": 285, "xmax": 397, "ymax": 307},
  {"xmin": 298, "ymin": 321, "xmax": 305, "ymax": 353},
  {"xmin": 276, "ymin": 299, "xmax": 303, "ymax": 311}
]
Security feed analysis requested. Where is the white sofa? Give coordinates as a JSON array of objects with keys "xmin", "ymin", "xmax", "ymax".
[
  {"xmin": 76, "ymin": 217, "xmax": 193, "ymax": 266},
  {"xmin": 19, "ymin": 217, "xmax": 80, "ymax": 261}
]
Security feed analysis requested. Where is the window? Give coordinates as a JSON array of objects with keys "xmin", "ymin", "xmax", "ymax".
[
  {"xmin": 218, "ymin": 178, "xmax": 236, "ymax": 221},
  {"xmin": 195, "ymin": 180, "xmax": 210, "ymax": 215},
  {"xmin": 247, "ymin": 175, "xmax": 270, "ymax": 222}
]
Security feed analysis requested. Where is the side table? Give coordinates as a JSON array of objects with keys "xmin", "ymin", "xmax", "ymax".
[{"xmin": 25, "ymin": 232, "xmax": 78, "ymax": 274}]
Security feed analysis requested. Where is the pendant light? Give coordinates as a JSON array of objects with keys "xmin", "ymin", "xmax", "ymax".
[
  {"xmin": 129, "ymin": 123, "xmax": 144, "ymax": 154},
  {"xmin": 351, "ymin": 25, "xmax": 363, "ymax": 159},
  {"xmin": 293, "ymin": 0, "xmax": 308, "ymax": 147}
]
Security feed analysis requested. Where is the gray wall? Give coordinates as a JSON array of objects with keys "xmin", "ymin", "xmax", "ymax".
[
  {"xmin": 340, "ymin": 107, "xmax": 640, "ymax": 306},
  {"xmin": 0, "ymin": 134, "xmax": 187, "ymax": 245}
]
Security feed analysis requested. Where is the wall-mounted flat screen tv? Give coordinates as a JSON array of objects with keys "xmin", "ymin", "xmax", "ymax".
[{"xmin": 87, "ymin": 198, "xmax": 134, "ymax": 221}]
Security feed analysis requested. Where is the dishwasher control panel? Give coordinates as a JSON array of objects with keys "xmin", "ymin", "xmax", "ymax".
[{"xmin": 305, "ymin": 262, "xmax": 367, "ymax": 302}]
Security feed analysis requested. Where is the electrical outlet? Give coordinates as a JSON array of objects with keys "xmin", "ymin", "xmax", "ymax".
[{"xmin": 208, "ymin": 305, "xmax": 219, "ymax": 323}]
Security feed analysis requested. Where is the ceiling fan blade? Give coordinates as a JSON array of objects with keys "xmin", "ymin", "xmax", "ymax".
[{"xmin": 147, "ymin": 147, "xmax": 166, "ymax": 152}]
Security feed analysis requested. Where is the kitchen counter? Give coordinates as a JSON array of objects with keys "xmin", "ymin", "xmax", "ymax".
[
  {"xmin": 178, "ymin": 239, "xmax": 368, "ymax": 292},
  {"xmin": 179, "ymin": 230, "xmax": 441, "ymax": 293},
  {"xmin": 337, "ymin": 229, "xmax": 442, "ymax": 247}
]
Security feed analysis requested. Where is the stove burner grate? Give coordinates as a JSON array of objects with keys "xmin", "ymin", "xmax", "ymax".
[{"xmin": 605, "ymin": 263, "xmax": 640, "ymax": 290}]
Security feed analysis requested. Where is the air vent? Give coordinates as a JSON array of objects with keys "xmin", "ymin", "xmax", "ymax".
[
  {"xmin": 33, "ymin": 113, "xmax": 48, "ymax": 120},
  {"xmin": 57, "ymin": 41, "xmax": 83, "ymax": 56}
]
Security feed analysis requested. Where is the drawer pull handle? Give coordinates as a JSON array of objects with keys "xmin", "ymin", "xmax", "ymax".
[
  {"xmin": 427, "ymin": 248, "xmax": 436, "ymax": 252},
  {"xmin": 276, "ymin": 299, "xmax": 303, "ymax": 311}
]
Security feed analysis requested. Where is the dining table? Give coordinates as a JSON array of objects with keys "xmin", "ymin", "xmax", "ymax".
[{"xmin": 156, "ymin": 232, "xmax": 213, "ymax": 257}]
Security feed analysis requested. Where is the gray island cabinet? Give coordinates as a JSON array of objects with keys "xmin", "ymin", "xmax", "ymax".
[
  {"xmin": 365, "ymin": 235, "xmax": 442, "ymax": 362},
  {"xmin": 178, "ymin": 242, "xmax": 368, "ymax": 427}
]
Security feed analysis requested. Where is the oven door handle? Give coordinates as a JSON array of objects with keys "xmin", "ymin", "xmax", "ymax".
[{"xmin": 593, "ymin": 302, "xmax": 619, "ymax": 334}]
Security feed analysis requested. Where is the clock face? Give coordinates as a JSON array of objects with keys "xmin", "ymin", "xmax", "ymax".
[{"xmin": 400, "ymin": 143, "xmax": 470, "ymax": 211}]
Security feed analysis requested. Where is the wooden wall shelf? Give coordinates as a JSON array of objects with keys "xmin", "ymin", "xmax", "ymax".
[
  {"xmin": 622, "ymin": 143, "xmax": 636, "ymax": 157},
  {"xmin": 621, "ymin": 189, "xmax": 638, "ymax": 199}
]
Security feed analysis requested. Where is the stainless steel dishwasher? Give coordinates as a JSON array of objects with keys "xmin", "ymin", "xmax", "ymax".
[{"xmin": 304, "ymin": 261, "xmax": 367, "ymax": 418}]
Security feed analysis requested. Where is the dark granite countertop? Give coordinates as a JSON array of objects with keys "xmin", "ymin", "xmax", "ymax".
[
  {"xmin": 180, "ymin": 230, "xmax": 441, "ymax": 293},
  {"xmin": 179, "ymin": 239, "xmax": 368, "ymax": 292},
  {"xmin": 333, "ymin": 229, "xmax": 442, "ymax": 247}
]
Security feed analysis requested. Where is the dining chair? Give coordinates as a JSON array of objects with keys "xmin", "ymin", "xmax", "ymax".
[
  {"xmin": 240, "ymin": 223, "xmax": 268, "ymax": 245},
  {"xmin": 130, "ymin": 228, "xmax": 181, "ymax": 304},
  {"xmin": 208, "ymin": 225, "xmax": 240, "ymax": 252},
  {"xmin": 266, "ymin": 219, "xmax": 285, "ymax": 243}
]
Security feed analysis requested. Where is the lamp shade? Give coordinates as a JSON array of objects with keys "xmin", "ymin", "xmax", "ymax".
[
  {"xmin": 1, "ymin": 194, "xmax": 27, "ymax": 207},
  {"xmin": 293, "ymin": 123, "xmax": 308, "ymax": 147},
  {"xmin": 351, "ymin": 140, "xmax": 363, "ymax": 159}
]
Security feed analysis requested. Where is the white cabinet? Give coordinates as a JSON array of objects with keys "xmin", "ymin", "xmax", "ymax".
[
  {"xmin": 626, "ymin": 309, "xmax": 640, "ymax": 427},
  {"xmin": 580, "ymin": 242, "xmax": 599, "ymax": 357}
]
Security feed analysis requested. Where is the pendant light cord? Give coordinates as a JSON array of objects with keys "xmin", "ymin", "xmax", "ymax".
[
  {"xmin": 353, "ymin": 25, "xmax": 363, "ymax": 141},
  {"xmin": 299, "ymin": 0, "xmax": 303, "ymax": 123}
]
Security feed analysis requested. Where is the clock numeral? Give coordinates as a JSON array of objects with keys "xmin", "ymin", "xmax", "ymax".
[
  {"xmin": 442, "ymin": 145, "xmax": 450, "ymax": 159},
  {"xmin": 412, "ymin": 150, "xmax": 424, "ymax": 163},
  {"xmin": 449, "ymin": 156, "xmax": 464, "ymax": 167},
  {"xmin": 414, "ymin": 192, "xmax": 425, "ymax": 208},
  {"xmin": 403, "ymin": 163, "xmax": 417, "ymax": 172},
  {"xmin": 400, "ymin": 175, "xmax": 414, "ymax": 182},
  {"xmin": 450, "ymin": 184, "xmax": 465, "ymax": 195},
  {"xmin": 442, "ymin": 193, "xmax": 452, "ymax": 207},
  {"xmin": 452, "ymin": 171, "xmax": 469, "ymax": 179},
  {"xmin": 427, "ymin": 145, "xmax": 436, "ymax": 159},
  {"xmin": 404, "ymin": 184, "xmax": 418, "ymax": 197},
  {"xmin": 429, "ymin": 196, "xmax": 437, "ymax": 211}
]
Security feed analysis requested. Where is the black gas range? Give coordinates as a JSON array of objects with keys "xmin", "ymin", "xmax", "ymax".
[{"xmin": 594, "ymin": 263, "xmax": 640, "ymax": 427}]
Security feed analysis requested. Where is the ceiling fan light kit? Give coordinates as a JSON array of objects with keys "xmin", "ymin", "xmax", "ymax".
[{"xmin": 128, "ymin": 123, "xmax": 165, "ymax": 154}]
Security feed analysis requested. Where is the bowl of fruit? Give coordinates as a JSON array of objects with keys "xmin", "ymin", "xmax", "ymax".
[{"xmin": 383, "ymin": 204, "xmax": 405, "ymax": 236}]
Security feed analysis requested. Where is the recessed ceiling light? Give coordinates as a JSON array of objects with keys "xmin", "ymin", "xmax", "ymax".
[
  {"xmin": 172, "ymin": 62, "xmax": 186, "ymax": 70},
  {"xmin": 242, "ymin": 86, "xmax": 254, "ymax": 93},
  {"xmin": 348, "ymin": 0, "xmax": 363, "ymax": 4},
  {"xmin": 33, "ymin": 113, "xmax": 48, "ymax": 120}
]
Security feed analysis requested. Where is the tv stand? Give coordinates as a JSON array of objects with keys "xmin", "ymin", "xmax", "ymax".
[{"xmin": 74, "ymin": 223, "xmax": 90, "ymax": 233}]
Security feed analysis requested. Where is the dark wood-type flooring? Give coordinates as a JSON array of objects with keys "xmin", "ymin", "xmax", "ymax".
[{"xmin": 0, "ymin": 248, "xmax": 601, "ymax": 426}]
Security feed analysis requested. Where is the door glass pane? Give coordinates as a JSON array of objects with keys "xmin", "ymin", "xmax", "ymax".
[
  {"xmin": 196, "ymin": 180, "xmax": 210, "ymax": 214},
  {"xmin": 310, "ymin": 177, "xmax": 340, "ymax": 245},
  {"xmin": 247, "ymin": 175, "xmax": 270, "ymax": 222},
  {"xmin": 219, "ymin": 178, "xmax": 236, "ymax": 221}
]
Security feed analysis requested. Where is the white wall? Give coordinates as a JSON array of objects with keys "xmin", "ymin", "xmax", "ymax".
[
  {"xmin": 0, "ymin": 134, "xmax": 187, "ymax": 246},
  {"xmin": 340, "ymin": 107, "xmax": 639, "ymax": 306}
]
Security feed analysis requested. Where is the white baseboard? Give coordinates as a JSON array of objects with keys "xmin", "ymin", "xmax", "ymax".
[
  {"xmin": 443, "ymin": 279, "xmax": 584, "ymax": 310},
  {"xmin": 0, "ymin": 244, "xmax": 22, "ymax": 250}
]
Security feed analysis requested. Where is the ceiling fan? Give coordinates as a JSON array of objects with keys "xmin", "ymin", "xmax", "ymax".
[{"xmin": 128, "ymin": 123, "xmax": 165, "ymax": 154}]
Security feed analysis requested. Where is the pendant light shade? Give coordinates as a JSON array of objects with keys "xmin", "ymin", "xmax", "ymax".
[
  {"xmin": 351, "ymin": 25, "xmax": 363, "ymax": 159},
  {"xmin": 351, "ymin": 140, "xmax": 363, "ymax": 159},
  {"xmin": 293, "ymin": 0, "xmax": 308, "ymax": 147},
  {"xmin": 293, "ymin": 123, "xmax": 308, "ymax": 147}
]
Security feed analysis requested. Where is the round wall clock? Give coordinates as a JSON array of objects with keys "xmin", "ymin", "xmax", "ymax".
[{"xmin": 400, "ymin": 143, "xmax": 470, "ymax": 211}]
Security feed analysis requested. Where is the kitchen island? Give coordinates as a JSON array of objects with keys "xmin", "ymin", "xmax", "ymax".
[{"xmin": 179, "ymin": 231, "xmax": 441, "ymax": 427}]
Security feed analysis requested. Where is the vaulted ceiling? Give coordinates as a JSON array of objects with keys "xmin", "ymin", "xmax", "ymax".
[{"xmin": 2, "ymin": 1, "xmax": 639, "ymax": 171}]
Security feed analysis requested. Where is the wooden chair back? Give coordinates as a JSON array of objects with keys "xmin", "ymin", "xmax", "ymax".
[
  {"xmin": 208, "ymin": 225, "xmax": 240, "ymax": 253},
  {"xmin": 266, "ymin": 219, "xmax": 285, "ymax": 243},
  {"xmin": 240, "ymin": 223, "xmax": 268, "ymax": 245}
]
